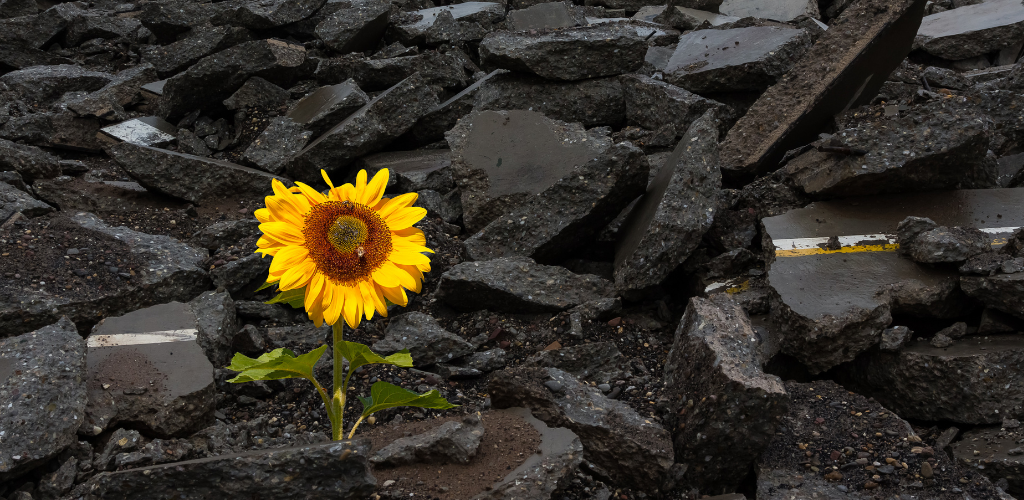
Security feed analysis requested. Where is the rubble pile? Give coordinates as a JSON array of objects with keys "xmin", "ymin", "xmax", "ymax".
[{"xmin": 1, "ymin": 0, "xmax": 1023, "ymax": 497}]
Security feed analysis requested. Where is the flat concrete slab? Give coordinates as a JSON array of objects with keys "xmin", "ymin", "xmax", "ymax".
[
  {"xmin": 507, "ymin": 2, "xmax": 577, "ymax": 31},
  {"xmin": 914, "ymin": 0, "xmax": 1024, "ymax": 60},
  {"xmin": 719, "ymin": 0, "xmax": 819, "ymax": 22},
  {"xmin": 98, "ymin": 116, "xmax": 176, "ymax": 147},
  {"xmin": 633, "ymin": 5, "xmax": 739, "ymax": 26}
]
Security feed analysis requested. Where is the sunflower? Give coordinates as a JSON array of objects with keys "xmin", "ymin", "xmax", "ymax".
[{"xmin": 255, "ymin": 169, "xmax": 432, "ymax": 329}]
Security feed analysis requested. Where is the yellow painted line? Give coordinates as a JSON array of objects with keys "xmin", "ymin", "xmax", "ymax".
[{"xmin": 775, "ymin": 238, "xmax": 1011, "ymax": 258}]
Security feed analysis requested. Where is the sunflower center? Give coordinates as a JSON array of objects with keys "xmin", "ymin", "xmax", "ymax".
[{"xmin": 302, "ymin": 201, "xmax": 392, "ymax": 286}]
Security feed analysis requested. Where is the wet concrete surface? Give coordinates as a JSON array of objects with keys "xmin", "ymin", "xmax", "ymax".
[{"xmin": 99, "ymin": 117, "xmax": 177, "ymax": 147}]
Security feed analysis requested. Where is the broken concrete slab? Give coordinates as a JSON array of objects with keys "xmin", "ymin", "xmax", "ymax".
[
  {"xmin": 188, "ymin": 291, "xmax": 238, "ymax": 367},
  {"xmin": 479, "ymin": 23, "xmax": 648, "ymax": 81},
  {"xmin": 315, "ymin": 0, "xmax": 390, "ymax": 53},
  {"xmin": 0, "ymin": 3, "xmax": 83, "ymax": 50},
  {"xmin": 0, "ymin": 180, "xmax": 54, "ymax": 222},
  {"xmin": 223, "ymin": 76, "xmax": 290, "ymax": 111},
  {"xmin": 0, "ymin": 137, "xmax": 60, "ymax": 182},
  {"xmin": 953, "ymin": 426, "xmax": 1024, "ymax": 496},
  {"xmin": 614, "ymin": 110, "xmax": 721, "ymax": 297},
  {"xmin": 98, "ymin": 116, "xmax": 177, "ymax": 147},
  {"xmin": 837, "ymin": 335, "xmax": 1024, "ymax": 424},
  {"xmin": 396, "ymin": 69, "xmax": 505, "ymax": 147},
  {"xmin": 0, "ymin": 0, "xmax": 36, "ymax": 19},
  {"xmin": 0, "ymin": 110, "xmax": 104, "ymax": 152},
  {"xmin": 718, "ymin": 0, "xmax": 928, "ymax": 179},
  {"xmin": 506, "ymin": 1, "xmax": 581, "ymax": 31},
  {"xmin": 212, "ymin": 0, "xmax": 326, "ymax": 29},
  {"xmin": 489, "ymin": 366, "xmax": 674, "ymax": 493},
  {"xmin": 897, "ymin": 216, "xmax": 991, "ymax": 263},
  {"xmin": 634, "ymin": 5, "xmax": 739, "ymax": 27},
  {"xmin": 65, "ymin": 63, "xmax": 158, "ymax": 120},
  {"xmin": 73, "ymin": 439, "xmax": 375, "ymax": 499},
  {"xmin": 0, "ymin": 213, "xmax": 210, "ymax": 337},
  {"xmin": 242, "ymin": 117, "xmax": 313, "ymax": 174},
  {"xmin": 109, "ymin": 142, "xmax": 284, "ymax": 204},
  {"xmin": 211, "ymin": 253, "xmax": 272, "ymax": 298},
  {"xmin": 437, "ymin": 257, "xmax": 614, "ymax": 313},
  {"xmin": 662, "ymin": 295, "xmax": 788, "ymax": 494},
  {"xmin": 350, "ymin": 149, "xmax": 452, "ymax": 194},
  {"xmin": 140, "ymin": 26, "xmax": 253, "ymax": 78},
  {"xmin": 522, "ymin": 342, "xmax": 629, "ymax": 384},
  {"xmin": 0, "ymin": 64, "xmax": 113, "ymax": 103},
  {"xmin": 284, "ymin": 79, "xmax": 369, "ymax": 137},
  {"xmin": 394, "ymin": 2, "xmax": 505, "ymax": 44},
  {"xmin": 474, "ymin": 72, "xmax": 626, "ymax": 127},
  {"xmin": 0, "ymin": 317, "xmax": 86, "ymax": 482},
  {"xmin": 664, "ymin": 26, "xmax": 812, "ymax": 93},
  {"xmin": 371, "ymin": 415, "xmax": 484, "ymax": 465},
  {"xmin": 719, "ymin": 0, "xmax": 820, "ymax": 22},
  {"xmin": 621, "ymin": 73, "xmax": 730, "ymax": 139},
  {"xmin": 447, "ymin": 109, "xmax": 612, "ymax": 232},
  {"xmin": 160, "ymin": 39, "xmax": 307, "ymax": 120},
  {"xmin": 65, "ymin": 14, "xmax": 143, "ymax": 46},
  {"xmin": 783, "ymin": 100, "xmax": 998, "ymax": 197},
  {"xmin": 83, "ymin": 302, "xmax": 217, "ymax": 437},
  {"xmin": 962, "ymin": 273, "xmax": 1024, "ymax": 320},
  {"xmin": 373, "ymin": 312, "xmax": 475, "ymax": 366},
  {"xmin": 763, "ymin": 188, "xmax": 1024, "ymax": 373},
  {"xmin": 914, "ymin": 0, "xmax": 1024, "ymax": 61},
  {"xmin": 284, "ymin": 72, "xmax": 438, "ymax": 184},
  {"xmin": 345, "ymin": 50, "xmax": 472, "ymax": 92},
  {"xmin": 464, "ymin": 141, "xmax": 649, "ymax": 264}
]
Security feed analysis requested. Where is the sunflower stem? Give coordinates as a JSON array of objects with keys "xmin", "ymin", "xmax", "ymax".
[
  {"xmin": 331, "ymin": 321, "xmax": 346, "ymax": 441},
  {"xmin": 347, "ymin": 415, "xmax": 366, "ymax": 440}
]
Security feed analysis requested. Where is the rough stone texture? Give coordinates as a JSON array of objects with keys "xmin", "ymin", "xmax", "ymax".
[
  {"xmin": 399, "ymin": 69, "xmax": 505, "ymax": 147},
  {"xmin": 614, "ymin": 110, "xmax": 721, "ymax": 296},
  {"xmin": 436, "ymin": 257, "xmax": 614, "ymax": 313},
  {"xmin": 962, "ymin": 272, "xmax": 1024, "ymax": 320},
  {"xmin": 37, "ymin": 455, "xmax": 78, "ymax": 498},
  {"xmin": 349, "ymin": 149, "xmax": 452, "ymax": 194},
  {"xmin": 447, "ymin": 109, "xmax": 611, "ymax": 232},
  {"xmin": 897, "ymin": 216, "xmax": 991, "ymax": 263},
  {"xmin": 0, "ymin": 110, "xmax": 104, "ymax": 152},
  {"xmin": 0, "ymin": 137, "xmax": 61, "ymax": 182},
  {"xmin": 879, "ymin": 325, "xmax": 913, "ymax": 351},
  {"xmin": 718, "ymin": 0, "xmax": 927, "ymax": 179},
  {"xmin": 344, "ymin": 50, "xmax": 472, "ymax": 92},
  {"xmin": 953, "ymin": 426, "xmax": 1024, "ymax": 497},
  {"xmin": 74, "ymin": 439, "xmax": 376, "ymax": 499},
  {"xmin": 489, "ymin": 366, "xmax": 674, "ymax": 493},
  {"xmin": 0, "ymin": 317, "xmax": 86, "ymax": 481},
  {"xmin": 836, "ymin": 335, "xmax": 1024, "ymax": 424},
  {"xmin": 784, "ymin": 100, "xmax": 998, "ymax": 197},
  {"xmin": 285, "ymin": 79, "xmax": 369, "ymax": 137},
  {"xmin": 522, "ymin": 342, "xmax": 629, "ymax": 384},
  {"xmin": 719, "ymin": 0, "xmax": 819, "ymax": 21},
  {"xmin": 664, "ymin": 26, "xmax": 811, "ymax": 93},
  {"xmin": 393, "ymin": 3, "xmax": 504, "ymax": 45},
  {"xmin": 621, "ymin": 74, "xmax": 730, "ymax": 139},
  {"xmin": 460, "ymin": 348, "xmax": 507, "ymax": 373},
  {"xmin": 211, "ymin": 253, "xmax": 272, "ymax": 297},
  {"xmin": 914, "ymin": 0, "xmax": 1024, "ymax": 60},
  {"xmin": 189, "ymin": 219, "xmax": 260, "ymax": 252},
  {"xmin": 65, "ymin": 14, "xmax": 143, "ymax": 46},
  {"xmin": 371, "ymin": 415, "xmax": 484, "ymax": 465},
  {"xmin": 109, "ymin": 142, "xmax": 284, "ymax": 204},
  {"xmin": 0, "ymin": 3, "xmax": 82, "ymax": 49},
  {"xmin": 65, "ymin": 64, "xmax": 158, "ymax": 120},
  {"xmin": 189, "ymin": 291, "xmax": 237, "ymax": 367},
  {"xmin": 243, "ymin": 117, "xmax": 313, "ymax": 174},
  {"xmin": 222, "ymin": 76, "xmax": 290, "ymax": 111},
  {"xmin": 140, "ymin": 26, "xmax": 253, "ymax": 78},
  {"xmin": 464, "ymin": 141, "xmax": 649, "ymax": 264},
  {"xmin": 93, "ymin": 428, "xmax": 143, "ymax": 471},
  {"xmin": 160, "ymin": 39, "xmax": 307, "ymax": 120},
  {"xmin": 474, "ymin": 72, "xmax": 625, "ymax": 127},
  {"xmin": 0, "ymin": 0, "xmax": 36, "ymax": 19},
  {"xmin": 315, "ymin": 0, "xmax": 390, "ymax": 53},
  {"xmin": 285, "ymin": 72, "xmax": 438, "ymax": 184},
  {"xmin": 662, "ymin": 295, "xmax": 788, "ymax": 493},
  {"xmin": 0, "ymin": 64, "xmax": 113, "ymax": 104},
  {"xmin": 0, "ymin": 213, "xmax": 209, "ymax": 337},
  {"xmin": 479, "ymin": 23, "xmax": 647, "ymax": 81},
  {"xmin": 212, "ymin": 0, "xmax": 326, "ymax": 29},
  {"xmin": 373, "ymin": 312, "xmax": 475, "ymax": 366},
  {"xmin": 0, "ymin": 180, "xmax": 54, "ymax": 221}
]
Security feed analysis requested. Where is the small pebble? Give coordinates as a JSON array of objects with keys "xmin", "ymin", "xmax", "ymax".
[{"xmin": 544, "ymin": 380, "xmax": 564, "ymax": 393}]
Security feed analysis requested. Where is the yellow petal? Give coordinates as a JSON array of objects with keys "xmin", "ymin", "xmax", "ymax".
[
  {"xmin": 321, "ymin": 169, "xmax": 336, "ymax": 190},
  {"xmin": 389, "ymin": 249, "xmax": 431, "ymax": 266},
  {"xmin": 255, "ymin": 208, "xmax": 272, "ymax": 223},
  {"xmin": 358, "ymin": 282, "xmax": 376, "ymax": 321},
  {"xmin": 369, "ymin": 283, "xmax": 389, "ymax": 317},
  {"xmin": 342, "ymin": 286, "xmax": 361, "ymax": 329},
  {"xmin": 378, "ymin": 193, "xmax": 418, "ymax": 219},
  {"xmin": 268, "ymin": 245, "xmax": 309, "ymax": 276},
  {"xmin": 323, "ymin": 282, "xmax": 343, "ymax": 326},
  {"xmin": 371, "ymin": 261, "xmax": 403, "ymax": 288},
  {"xmin": 294, "ymin": 182, "xmax": 326, "ymax": 205},
  {"xmin": 355, "ymin": 169, "xmax": 367, "ymax": 193},
  {"xmin": 278, "ymin": 260, "xmax": 315, "ymax": 290},
  {"xmin": 360, "ymin": 169, "xmax": 388, "ymax": 206},
  {"xmin": 386, "ymin": 207, "xmax": 427, "ymax": 230},
  {"xmin": 392, "ymin": 238, "xmax": 433, "ymax": 254},
  {"xmin": 392, "ymin": 227, "xmax": 426, "ymax": 246},
  {"xmin": 381, "ymin": 284, "xmax": 408, "ymax": 307},
  {"xmin": 260, "ymin": 222, "xmax": 305, "ymax": 245},
  {"xmin": 305, "ymin": 273, "xmax": 327, "ymax": 327},
  {"xmin": 396, "ymin": 264, "xmax": 424, "ymax": 293}
]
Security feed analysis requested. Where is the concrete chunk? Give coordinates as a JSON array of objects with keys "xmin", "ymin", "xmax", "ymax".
[
  {"xmin": 285, "ymin": 79, "xmax": 369, "ymax": 136},
  {"xmin": 394, "ymin": 2, "xmax": 505, "ymax": 43},
  {"xmin": 718, "ymin": 0, "xmax": 927, "ymax": 179},
  {"xmin": 622, "ymin": 73, "xmax": 730, "ymax": 139},
  {"xmin": 719, "ymin": 0, "xmax": 820, "ymax": 22},
  {"xmin": 350, "ymin": 149, "xmax": 452, "ymax": 193},
  {"xmin": 243, "ymin": 117, "xmax": 313, "ymax": 175},
  {"xmin": 507, "ymin": 1, "xmax": 580, "ymax": 31},
  {"xmin": 314, "ymin": 0, "xmax": 389, "ymax": 53},
  {"xmin": 953, "ymin": 426, "xmax": 1024, "ymax": 496},
  {"xmin": 0, "ymin": 180, "xmax": 54, "ymax": 222},
  {"xmin": 371, "ymin": 415, "xmax": 484, "ymax": 466},
  {"xmin": 0, "ymin": 64, "xmax": 113, "ymax": 103},
  {"xmin": 99, "ymin": 116, "xmax": 177, "ymax": 147},
  {"xmin": 914, "ymin": 0, "xmax": 1024, "ymax": 61},
  {"xmin": 373, "ymin": 312, "xmax": 475, "ymax": 366},
  {"xmin": 474, "ymin": 72, "xmax": 626, "ymax": 128},
  {"xmin": 223, "ymin": 76, "xmax": 290, "ymax": 111},
  {"xmin": 140, "ymin": 27, "xmax": 253, "ymax": 78},
  {"xmin": 66, "ymin": 63, "xmax": 158, "ymax": 120},
  {"xmin": 212, "ymin": 0, "xmax": 326, "ymax": 29}
]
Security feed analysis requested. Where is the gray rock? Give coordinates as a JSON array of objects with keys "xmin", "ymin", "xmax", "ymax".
[
  {"xmin": 0, "ymin": 3, "xmax": 82, "ymax": 49},
  {"xmin": 930, "ymin": 332, "xmax": 954, "ymax": 348},
  {"xmin": 0, "ymin": 180, "xmax": 53, "ymax": 221},
  {"xmin": 232, "ymin": 324, "xmax": 268, "ymax": 356},
  {"xmin": 345, "ymin": 50, "xmax": 472, "ymax": 92},
  {"xmin": 447, "ymin": 109, "xmax": 612, "ymax": 232},
  {"xmin": 506, "ymin": 1, "xmax": 582, "ymax": 31},
  {"xmin": 373, "ymin": 312, "xmax": 475, "ymax": 366},
  {"xmin": 662, "ymin": 295, "xmax": 788, "ymax": 493},
  {"xmin": 0, "ymin": 318, "xmax": 86, "ymax": 482},
  {"xmin": 235, "ymin": 301, "xmax": 292, "ymax": 324},
  {"xmin": 837, "ymin": 334, "xmax": 1024, "ymax": 424},
  {"xmin": 0, "ymin": 213, "xmax": 209, "ymax": 337},
  {"xmin": 94, "ymin": 428, "xmax": 143, "ymax": 471},
  {"xmin": 621, "ymin": 74, "xmax": 730, "ymax": 139},
  {"xmin": 464, "ymin": 141, "xmax": 649, "ymax": 263},
  {"xmin": 474, "ymin": 72, "xmax": 626, "ymax": 127},
  {"xmin": 114, "ymin": 437, "xmax": 198, "ymax": 469},
  {"xmin": 489, "ymin": 366, "xmax": 674, "ymax": 493},
  {"xmin": 36, "ymin": 455, "xmax": 78, "ymax": 499},
  {"xmin": 0, "ymin": 0, "xmax": 36, "ymax": 18},
  {"xmin": 65, "ymin": 14, "xmax": 143, "ymax": 46},
  {"xmin": 614, "ymin": 110, "xmax": 721, "ymax": 297},
  {"xmin": 285, "ymin": 79, "xmax": 369, "ymax": 137},
  {"xmin": 879, "ymin": 325, "xmax": 913, "ymax": 351},
  {"xmin": 98, "ymin": 116, "xmax": 177, "ymax": 148},
  {"xmin": 460, "ymin": 349, "xmax": 507, "ymax": 372},
  {"xmin": 522, "ymin": 342, "xmax": 629, "ymax": 384},
  {"xmin": 74, "ymin": 439, "xmax": 376, "ymax": 499},
  {"xmin": 140, "ymin": 26, "xmax": 253, "ymax": 78},
  {"xmin": 719, "ymin": 0, "xmax": 819, "ymax": 21},
  {"xmin": 784, "ymin": 101, "xmax": 998, "ymax": 197},
  {"xmin": 921, "ymin": 65, "xmax": 969, "ymax": 90},
  {"xmin": 109, "ymin": 142, "xmax": 284, "ymax": 204},
  {"xmin": 401, "ymin": 69, "xmax": 506, "ymax": 147},
  {"xmin": 285, "ymin": 72, "xmax": 438, "ymax": 184},
  {"xmin": 0, "ymin": 64, "xmax": 112, "ymax": 103},
  {"xmin": 65, "ymin": 63, "xmax": 158, "ymax": 120},
  {"xmin": 953, "ymin": 426, "xmax": 1024, "ymax": 495},
  {"xmin": 371, "ymin": 415, "xmax": 484, "ymax": 465},
  {"xmin": 479, "ymin": 23, "xmax": 647, "ymax": 81},
  {"xmin": 160, "ymin": 39, "xmax": 307, "ymax": 120},
  {"xmin": 190, "ymin": 291, "xmax": 238, "ymax": 367},
  {"xmin": 243, "ymin": 117, "xmax": 313, "ymax": 174},
  {"xmin": 211, "ymin": 253, "xmax": 272, "ymax": 297},
  {"xmin": 190, "ymin": 219, "xmax": 260, "ymax": 251},
  {"xmin": 0, "ymin": 110, "xmax": 104, "ymax": 152},
  {"xmin": 393, "ymin": 2, "xmax": 505, "ymax": 45},
  {"xmin": 212, "ymin": 0, "xmax": 326, "ymax": 29},
  {"xmin": 437, "ymin": 257, "xmax": 615, "ymax": 313},
  {"xmin": 897, "ymin": 217, "xmax": 992, "ymax": 263},
  {"xmin": 914, "ymin": 0, "xmax": 1024, "ymax": 61},
  {"xmin": 315, "ymin": 0, "xmax": 389, "ymax": 53},
  {"xmin": 664, "ymin": 26, "xmax": 811, "ymax": 93},
  {"xmin": 223, "ymin": 76, "xmax": 290, "ymax": 111},
  {"xmin": 413, "ymin": 189, "xmax": 461, "ymax": 224},
  {"xmin": 962, "ymin": 273, "xmax": 1024, "ymax": 320}
]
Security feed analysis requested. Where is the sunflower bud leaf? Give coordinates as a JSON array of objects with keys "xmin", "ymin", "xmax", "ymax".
[
  {"xmin": 225, "ymin": 346, "xmax": 326, "ymax": 383},
  {"xmin": 358, "ymin": 381, "xmax": 457, "ymax": 418}
]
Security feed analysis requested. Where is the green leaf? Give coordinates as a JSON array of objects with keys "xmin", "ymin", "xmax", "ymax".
[
  {"xmin": 255, "ymin": 280, "xmax": 276, "ymax": 292},
  {"xmin": 358, "ymin": 381, "xmax": 457, "ymax": 418},
  {"xmin": 336, "ymin": 341, "xmax": 413, "ymax": 373},
  {"xmin": 226, "ymin": 346, "xmax": 327, "ymax": 383},
  {"xmin": 266, "ymin": 287, "xmax": 306, "ymax": 309}
]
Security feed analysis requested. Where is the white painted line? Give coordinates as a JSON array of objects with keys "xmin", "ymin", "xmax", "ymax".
[
  {"xmin": 772, "ymin": 227, "xmax": 1020, "ymax": 250},
  {"xmin": 87, "ymin": 329, "xmax": 198, "ymax": 348}
]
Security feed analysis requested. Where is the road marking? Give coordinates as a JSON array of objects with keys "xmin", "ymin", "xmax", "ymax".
[
  {"xmin": 773, "ymin": 227, "xmax": 1019, "ymax": 258},
  {"xmin": 87, "ymin": 329, "xmax": 198, "ymax": 348}
]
